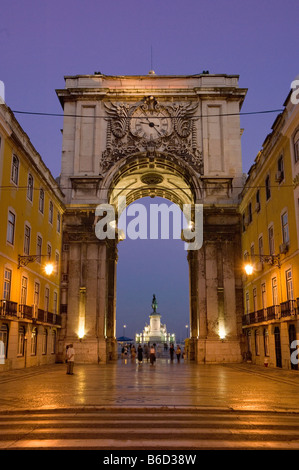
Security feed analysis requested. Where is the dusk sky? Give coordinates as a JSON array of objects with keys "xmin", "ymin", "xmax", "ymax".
[{"xmin": 1, "ymin": 0, "xmax": 298, "ymax": 339}]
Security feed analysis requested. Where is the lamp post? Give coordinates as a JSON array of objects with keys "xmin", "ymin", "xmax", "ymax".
[
  {"xmin": 244, "ymin": 253, "xmax": 281, "ymax": 275},
  {"xmin": 123, "ymin": 324, "xmax": 126, "ymax": 337},
  {"xmin": 185, "ymin": 324, "xmax": 189, "ymax": 338},
  {"xmin": 18, "ymin": 254, "xmax": 54, "ymax": 275}
]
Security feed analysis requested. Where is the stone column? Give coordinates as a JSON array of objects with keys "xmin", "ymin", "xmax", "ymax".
[
  {"xmin": 187, "ymin": 250, "xmax": 199, "ymax": 361},
  {"xmin": 105, "ymin": 239, "xmax": 118, "ymax": 361}
]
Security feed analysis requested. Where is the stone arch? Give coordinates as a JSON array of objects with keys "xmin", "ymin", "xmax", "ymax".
[
  {"xmin": 98, "ymin": 150, "xmax": 203, "ymax": 361},
  {"xmin": 98, "ymin": 151, "xmax": 203, "ymax": 209}
]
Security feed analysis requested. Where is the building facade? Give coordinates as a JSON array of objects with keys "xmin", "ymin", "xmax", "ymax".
[
  {"xmin": 0, "ymin": 102, "xmax": 65, "ymax": 371},
  {"xmin": 56, "ymin": 72, "xmax": 247, "ymax": 364},
  {"xmin": 240, "ymin": 90, "xmax": 299, "ymax": 370}
]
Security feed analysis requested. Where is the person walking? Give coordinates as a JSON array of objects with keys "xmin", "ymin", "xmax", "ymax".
[
  {"xmin": 131, "ymin": 344, "xmax": 136, "ymax": 361},
  {"xmin": 137, "ymin": 344, "xmax": 143, "ymax": 364},
  {"xmin": 150, "ymin": 344, "xmax": 156, "ymax": 366},
  {"xmin": 144, "ymin": 344, "xmax": 149, "ymax": 362},
  {"xmin": 66, "ymin": 343, "xmax": 75, "ymax": 374},
  {"xmin": 169, "ymin": 343, "xmax": 174, "ymax": 362},
  {"xmin": 176, "ymin": 345, "xmax": 181, "ymax": 363}
]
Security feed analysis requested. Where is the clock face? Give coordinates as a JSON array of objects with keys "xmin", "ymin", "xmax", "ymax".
[{"xmin": 130, "ymin": 107, "xmax": 171, "ymax": 140}]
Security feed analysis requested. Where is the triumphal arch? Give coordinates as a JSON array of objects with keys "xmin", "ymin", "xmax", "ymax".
[{"xmin": 56, "ymin": 72, "xmax": 247, "ymax": 364}]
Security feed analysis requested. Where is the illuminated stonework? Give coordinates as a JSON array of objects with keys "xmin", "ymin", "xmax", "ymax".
[{"xmin": 56, "ymin": 72, "xmax": 247, "ymax": 364}]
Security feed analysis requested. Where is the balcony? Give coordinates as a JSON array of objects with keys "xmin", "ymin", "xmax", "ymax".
[
  {"xmin": 0, "ymin": 300, "xmax": 18, "ymax": 317},
  {"xmin": 19, "ymin": 304, "xmax": 33, "ymax": 320},
  {"xmin": 242, "ymin": 299, "xmax": 299, "ymax": 326},
  {"xmin": 37, "ymin": 309, "xmax": 61, "ymax": 326},
  {"xmin": 280, "ymin": 300, "xmax": 296, "ymax": 317}
]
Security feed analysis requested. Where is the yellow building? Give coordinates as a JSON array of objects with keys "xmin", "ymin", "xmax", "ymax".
[
  {"xmin": 0, "ymin": 102, "xmax": 65, "ymax": 371},
  {"xmin": 240, "ymin": 89, "xmax": 299, "ymax": 370}
]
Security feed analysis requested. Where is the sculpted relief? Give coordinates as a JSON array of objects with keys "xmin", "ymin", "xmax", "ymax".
[{"xmin": 100, "ymin": 96, "xmax": 203, "ymax": 174}]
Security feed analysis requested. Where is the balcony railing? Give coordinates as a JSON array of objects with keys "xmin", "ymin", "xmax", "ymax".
[
  {"xmin": 266, "ymin": 305, "xmax": 280, "ymax": 320},
  {"xmin": 0, "ymin": 300, "xmax": 18, "ymax": 317},
  {"xmin": 280, "ymin": 300, "xmax": 296, "ymax": 317},
  {"xmin": 242, "ymin": 299, "xmax": 299, "ymax": 326},
  {"xmin": 0, "ymin": 300, "xmax": 61, "ymax": 327},
  {"xmin": 19, "ymin": 304, "xmax": 33, "ymax": 320},
  {"xmin": 37, "ymin": 309, "xmax": 61, "ymax": 326}
]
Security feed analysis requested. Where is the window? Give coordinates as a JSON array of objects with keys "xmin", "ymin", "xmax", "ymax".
[
  {"xmin": 47, "ymin": 243, "xmax": 52, "ymax": 260},
  {"xmin": 3, "ymin": 269, "xmax": 12, "ymax": 300},
  {"xmin": 11, "ymin": 154, "xmax": 19, "ymax": 185},
  {"xmin": 57, "ymin": 212, "xmax": 61, "ymax": 233},
  {"xmin": 253, "ymin": 288, "xmax": 257, "ymax": 313},
  {"xmin": 37, "ymin": 236, "xmax": 42, "ymax": 263},
  {"xmin": 17, "ymin": 326, "xmax": 25, "ymax": 356},
  {"xmin": 286, "ymin": 269, "xmax": 294, "ymax": 301},
  {"xmin": 250, "ymin": 243, "xmax": 255, "ymax": 259},
  {"xmin": 248, "ymin": 203, "xmax": 252, "ymax": 223},
  {"xmin": 27, "ymin": 173, "xmax": 34, "ymax": 201},
  {"xmin": 24, "ymin": 225, "xmax": 31, "ymax": 255},
  {"xmin": 45, "ymin": 287, "xmax": 49, "ymax": 313},
  {"xmin": 258, "ymin": 235, "xmax": 264, "ymax": 261},
  {"xmin": 31, "ymin": 327, "xmax": 37, "ymax": 355},
  {"xmin": 34, "ymin": 282, "xmax": 40, "ymax": 308},
  {"xmin": 20, "ymin": 276, "xmax": 28, "ymax": 305},
  {"xmin": 294, "ymin": 129, "xmax": 299, "ymax": 163},
  {"xmin": 268, "ymin": 225, "xmax": 275, "ymax": 255},
  {"xmin": 282, "ymin": 212, "xmax": 289, "ymax": 244},
  {"xmin": 245, "ymin": 292, "xmax": 250, "ymax": 315},
  {"xmin": 49, "ymin": 201, "xmax": 53, "ymax": 224},
  {"xmin": 256, "ymin": 190, "xmax": 260, "ymax": 212},
  {"xmin": 39, "ymin": 189, "xmax": 44, "ymax": 213},
  {"xmin": 277, "ymin": 155, "xmax": 284, "ymax": 182},
  {"xmin": 7, "ymin": 210, "xmax": 15, "ymax": 245},
  {"xmin": 272, "ymin": 277, "xmax": 278, "ymax": 305},
  {"xmin": 265, "ymin": 175, "xmax": 271, "ymax": 200}
]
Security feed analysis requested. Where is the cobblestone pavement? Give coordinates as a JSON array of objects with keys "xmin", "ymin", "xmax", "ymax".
[{"xmin": 1, "ymin": 359, "xmax": 299, "ymax": 412}]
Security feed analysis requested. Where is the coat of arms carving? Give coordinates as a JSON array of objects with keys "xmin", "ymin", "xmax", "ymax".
[{"xmin": 100, "ymin": 96, "xmax": 203, "ymax": 174}]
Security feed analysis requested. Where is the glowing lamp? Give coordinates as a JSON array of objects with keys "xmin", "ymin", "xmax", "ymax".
[
  {"xmin": 219, "ymin": 326, "xmax": 226, "ymax": 340},
  {"xmin": 44, "ymin": 262, "xmax": 54, "ymax": 275},
  {"xmin": 244, "ymin": 263, "xmax": 254, "ymax": 275},
  {"xmin": 78, "ymin": 325, "xmax": 85, "ymax": 340}
]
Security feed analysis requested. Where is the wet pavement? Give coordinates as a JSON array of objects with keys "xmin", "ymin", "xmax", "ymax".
[{"xmin": 1, "ymin": 359, "xmax": 299, "ymax": 413}]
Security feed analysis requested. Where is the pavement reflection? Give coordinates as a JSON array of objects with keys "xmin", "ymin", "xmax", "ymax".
[{"xmin": 1, "ymin": 360, "xmax": 299, "ymax": 412}]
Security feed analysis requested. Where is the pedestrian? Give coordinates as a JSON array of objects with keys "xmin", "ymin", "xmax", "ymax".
[
  {"xmin": 169, "ymin": 343, "xmax": 174, "ymax": 362},
  {"xmin": 150, "ymin": 344, "xmax": 156, "ymax": 365},
  {"xmin": 176, "ymin": 345, "xmax": 181, "ymax": 363},
  {"xmin": 131, "ymin": 344, "xmax": 136, "ymax": 361},
  {"xmin": 137, "ymin": 344, "xmax": 143, "ymax": 364},
  {"xmin": 144, "ymin": 344, "xmax": 149, "ymax": 362},
  {"xmin": 66, "ymin": 343, "xmax": 75, "ymax": 374}
]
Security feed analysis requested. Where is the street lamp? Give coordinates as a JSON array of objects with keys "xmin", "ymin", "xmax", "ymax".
[
  {"xmin": 18, "ymin": 254, "xmax": 54, "ymax": 275},
  {"xmin": 244, "ymin": 253, "xmax": 281, "ymax": 275},
  {"xmin": 123, "ymin": 324, "xmax": 126, "ymax": 336},
  {"xmin": 185, "ymin": 324, "xmax": 189, "ymax": 338}
]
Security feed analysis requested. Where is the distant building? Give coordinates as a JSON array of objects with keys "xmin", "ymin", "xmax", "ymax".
[
  {"xmin": 135, "ymin": 295, "xmax": 176, "ymax": 346},
  {"xmin": 0, "ymin": 102, "xmax": 65, "ymax": 371},
  {"xmin": 240, "ymin": 88, "xmax": 299, "ymax": 370}
]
